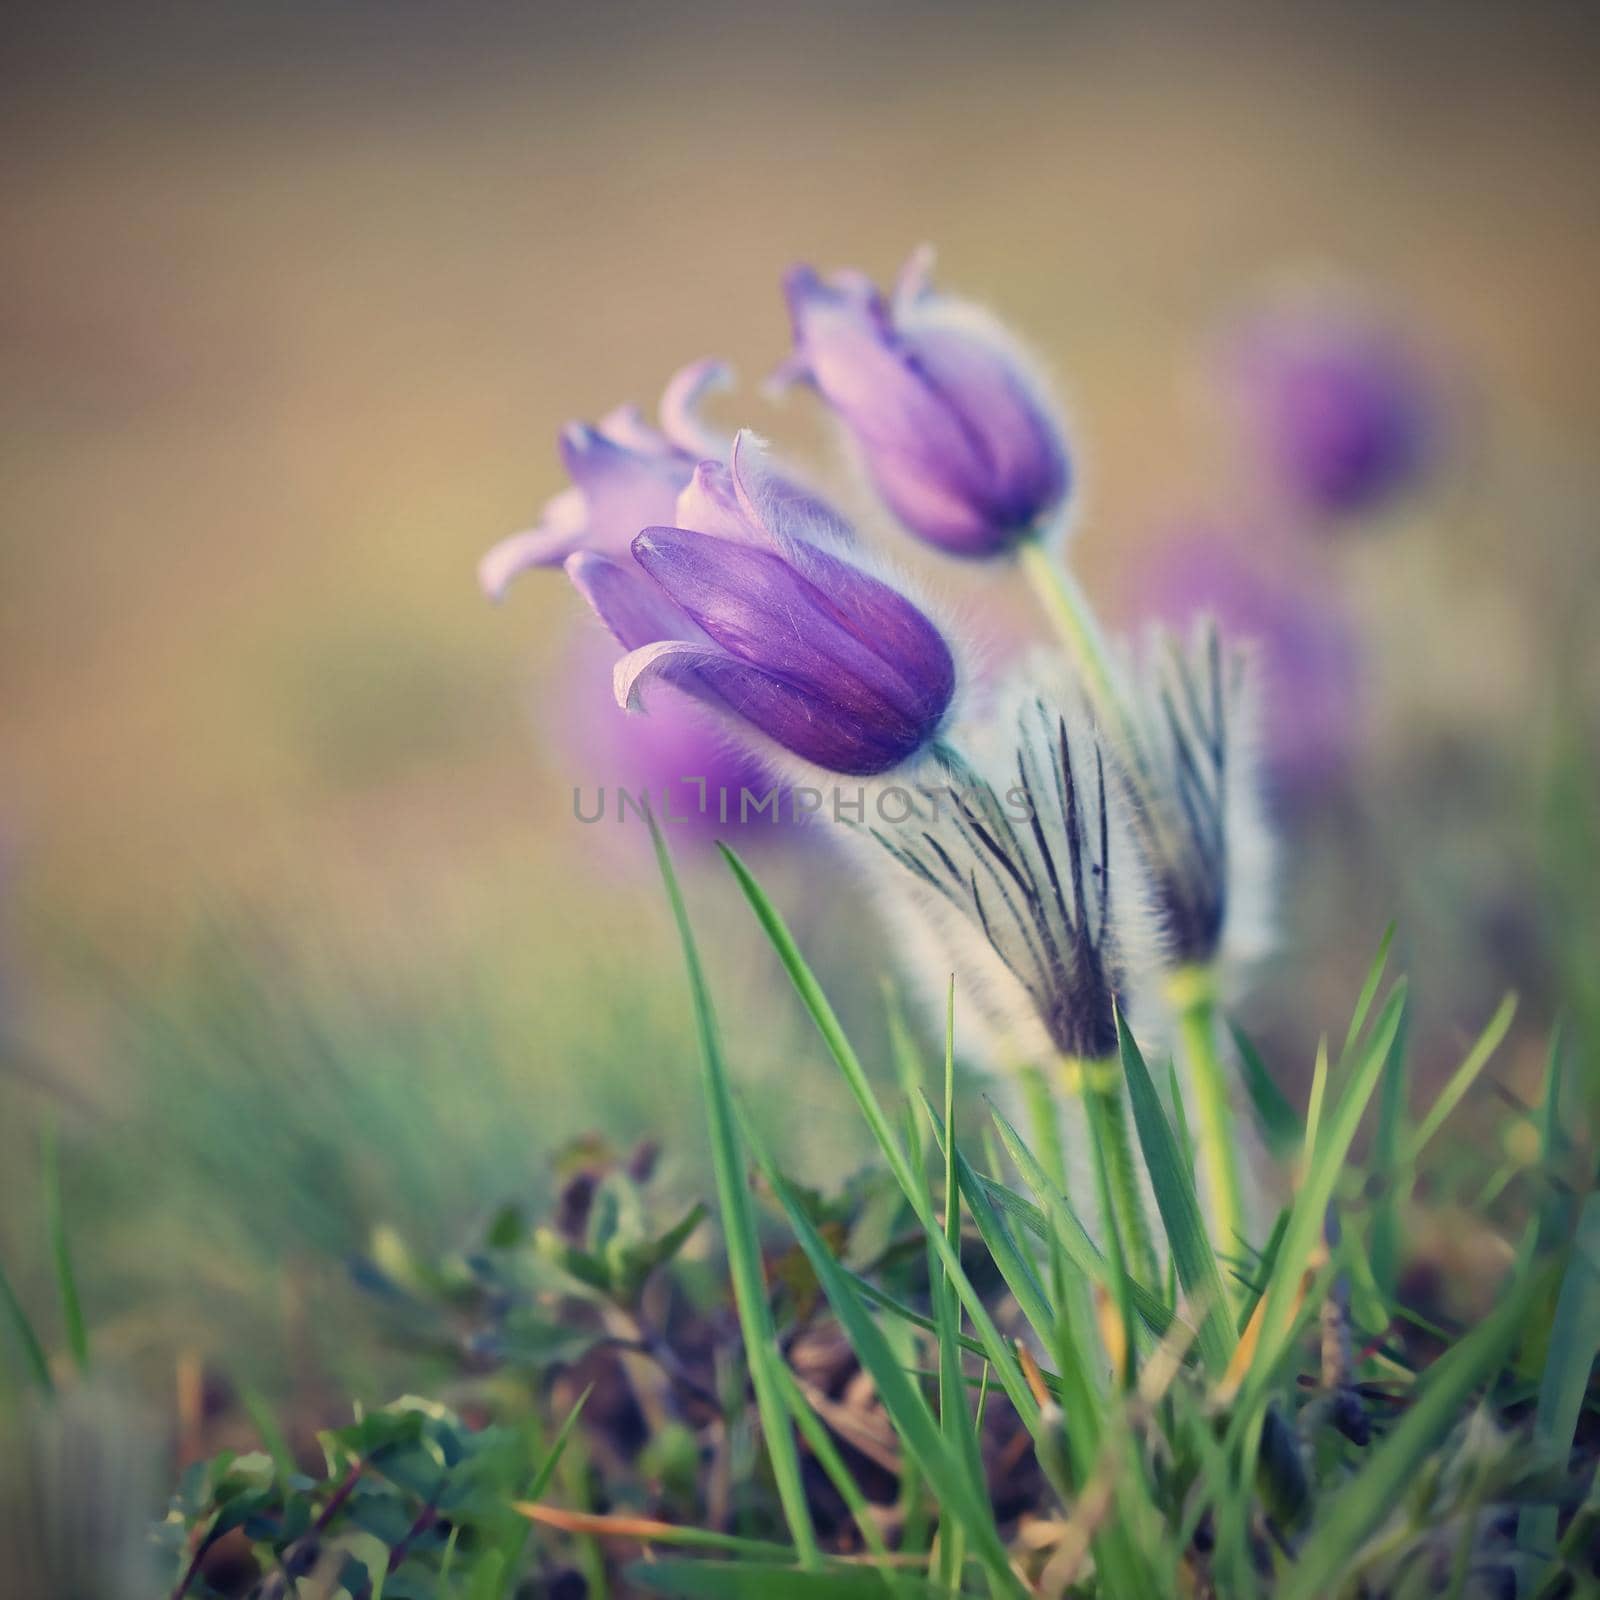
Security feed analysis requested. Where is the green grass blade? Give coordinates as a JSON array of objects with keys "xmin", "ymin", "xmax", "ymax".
[
  {"xmin": 650, "ymin": 817, "xmax": 820, "ymax": 1569},
  {"xmin": 1227, "ymin": 1019, "xmax": 1302, "ymax": 1158},
  {"xmin": 1342, "ymin": 922, "xmax": 1396, "ymax": 1062},
  {"xmin": 1246, "ymin": 985, "xmax": 1407, "ymax": 1404},
  {"xmin": 627, "ymin": 1561, "xmax": 946, "ymax": 1598},
  {"xmin": 846, "ymin": 1273, "xmax": 989, "ymax": 1363},
  {"xmin": 773, "ymin": 1365, "xmax": 906, "ymax": 1586},
  {"xmin": 1236, "ymin": 1207, "xmax": 1288, "ymax": 1331},
  {"xmin": 502, "ymin": 1386, "xmax": 594, "ymax": 1596},
  {"xmin": 1166, "ymin": 1056, "xmax": 1197, "ymax": 1180},
  {"xmin": 1517, "ymin": 1194, "xmax": 1600, "ymax": 1578},
  {"xmin": 884, "ymin": 985, "xmax": 928, "ymax": 1112},
  {"xmin": 1368, "ymin": 1006, "xmax": 1411, "ymax": 1300},
  {"xmin": 1538, "ymin": 1022, "xmax": 1565, "ymax": 1160},
  {"xmin": 1117, "ymin": 1011, "xmax": 1237, "ymax": 1376},
  {"xmin": 1398, "ymin": 993, "xmax": 1517, "ymax": 1167},
  {"xmin": 1284, "ymin": 1262, "xmax": 1548, "ymax": 1600},
  {"xmin": 977, "ymin": 1122, "xmax": 1179, "ymax": 1343},
  {"xmin": 1303, "ymin": 1033, "xmax": 1330, "ymax": 1156},
  {"xmin": 923, "ymin": 1102, "xmax": 1053, "ymax": 1354},
  {"xmin": 743, "ymin": 1120, "xmax": 1025, "ymax": 1600},
  {"xmin": 524, "ymin": 1384, "xmax": 593, "ymax": 1507},
  {"xmin": 722, "ymin": 845, "xmax": 919, "ymax": 1203},
  {"xmin": 1079, "ymin": 1078, "xmax": 1138, "ymax": 1387},
  {"xmin": 0, "ymin": 1254, "xmax": 54, "ymax": 1393},
  {"xmin": 942, "ymin": 986, "xmax": 960, "ymax": 1271},
  {"xmin": 723, "ymin": 844, "xmax": 1039, "ymax": 1436},
  {"xmin": 241, "ymin": 1386, "xmax": 295, "ymax": 1481},
  {"xmin": 1534, "ymin": 1025, "xmax": 1567, "ymax": 1254},
  {"xmin": 935, "ymin": 982, "xmax": 985, "ymax": 1592},
  {"xmin": 41, "ymin": 1118, "xmax": 88, "ymax": 1375}
]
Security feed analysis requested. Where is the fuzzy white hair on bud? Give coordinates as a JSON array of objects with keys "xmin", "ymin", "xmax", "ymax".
[
  {"xmin": 1128, "ymin": 618, "xmax": 1276, "ymax": 991},
  {"xmin": 861, "ymin": 672, "xmax": 1160, "ymax": 1066}
]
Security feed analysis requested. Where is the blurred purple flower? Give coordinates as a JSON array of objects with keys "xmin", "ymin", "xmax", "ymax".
[
  {"xmin": 550, "ymin": 625, "xmax": 784, "ymax": 848},
  {"xmin": 571, "ymin": 433, "xmax": 957, "ymax": 777},
  {"xmin": 479, "ymin": 359, "xmax": 730, "ymax": 601},
  {"xmin": 777, "ymin": 247, "xmax": 1070, "ymax": 559},
  {"xmin": 1128, "ymin": 527, "xmax": 1362, "ymax": 790},
  {"xmin": 1228, "ymin": 301, "xmax": 1433, "ymax": 519}
]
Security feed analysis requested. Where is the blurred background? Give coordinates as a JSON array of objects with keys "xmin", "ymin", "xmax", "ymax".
[{"xmin": 1, "ymin": 0, "xmax": 1597, "ymax": 1437}]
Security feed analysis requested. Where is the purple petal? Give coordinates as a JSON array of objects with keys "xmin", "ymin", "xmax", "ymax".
[
  {"xmin": 899, "ymin": 322, "xmax": 1069, "ymax": 527},
  {"xmin": 892, "ymin": 243, "xmax": 938, "ymax": 311},
  {"xmin": 674, "ymin": 459, "xmax": 768, "ymax": 546},
  {"xmin": 479, "ymin": 486, "xmax": 589, "ymax": 599},
  {"xmin": 780, "ymin": 257, "xmax": 1070, "ymax": 556},
  {"xmin": 549, "ymin": 624, "xmax": 785, "ymax": 854},
  {"xmin": 632, "ymin": 525, "xmax": 954, "ymax": 742},
  {"xmin": 726, "ymin": 429, "xmax": 854, "ymax": 550},
  {"xmin": 556, "ymin": 423, "xmax": 695, "ymax": 559},
  {"xmin": 594, "ymin": 403, "xmax": 668, "ymax": 454},
  {"xmin": 658, "ymin": 358, "xmax": 732, "ymax": 458},
  {"xmin": 784, "ymin": 266, "xmax": 989, "ymax": 479},
  {"xmin": 615, "ymin": 636, "xmax": 940, "ymax": 777},
  {"xmin": 565, "ymin": 550, "xmax": 701, "ymax": 651},
  {"xmin": 614, "ymin": 639, "xmax": 729, "ymax": 712}
]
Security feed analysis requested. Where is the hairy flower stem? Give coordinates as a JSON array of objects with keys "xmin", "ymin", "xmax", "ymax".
[
  {"xmin": 1067, "ymin": 1054, "xmax": 1158, "ymax": 1288},
  {"xmin": 1170, "ymin": 964, "xmax": 1246, "ymax": 1289},
  {"xmin": 1019, "ymin": 1061, "xmax": 1069, "ymax": 1194},
  {"xmin": 1017, "ymin": 537, "xmax": 1138, "ymax": 757}
]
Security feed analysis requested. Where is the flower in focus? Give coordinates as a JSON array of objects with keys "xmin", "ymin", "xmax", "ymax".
[
  {"xmin": 1226, "ymin": 297, "xmax": 1434, "ymax": 519},
  {"xmin": 1127, "ymin": 526, "xmax": 1362, "ymax": 792},
  {"xmin": 479, "ymin": 359, "xmax": 731, "ymax": 602},
  {"xmin": 572, "ymin": 433, "xmax": 958, "ymax": 777},
  {"xmin": 778, "ymin": 247, "xmax": 1070, "ymax": 558}
]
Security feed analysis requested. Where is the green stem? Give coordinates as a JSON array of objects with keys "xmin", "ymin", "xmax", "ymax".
[
  {"xmin": 1018, "ymin": 1061, "xmax": 1068, "ymax": 1195},
  {"xmin": 1171, "ymin": 966, "xmax": 1247, "ymax": 1287},
  {"xmin": 1016, "ymin": 538, "xmax": 1136, "ymax": 752},
  {"xmin": 1071, "ymin": 1055, "xmax": 1158, "ymax": 1290}
]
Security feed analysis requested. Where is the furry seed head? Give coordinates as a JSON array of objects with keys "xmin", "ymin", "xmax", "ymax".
[
  {"xmin": 1124, "ymin": 619, "xmax": 1274, "ymax": 978},
  {"xmin": 865, "ymin": 674, "xmax": 1157, "ymax": 1063}
]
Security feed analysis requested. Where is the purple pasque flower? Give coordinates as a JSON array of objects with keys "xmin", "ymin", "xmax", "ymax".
[
  {"xmin": 569, "ymin": 432, "xmax": 957, "ymax": 777},
  {"xmin": 1127, "ymin": 525, "xmax": 1362, "ymax": 791},
  {"xmin": 1228, "ymin": 299, "xmax": 1433, "ymax": 520},
  {"xmin": 777, "ymin": 246, "xmax": 1070, "ymax": 559},
  {"xmin": 479, "ymin": 358, "xmax": 731, "ymax": 601}
]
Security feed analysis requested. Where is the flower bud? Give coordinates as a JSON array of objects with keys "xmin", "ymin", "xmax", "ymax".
[
  {"xmin": 575, "ymin": 434, "xmax": 957, "ymax": 777},
  {"xmin": 1228, "ymin": 297, "xmax": 1433, "ymax": 519},
  {"xmin": 778, "ymin": 247, "xmax": 1070, "ymax": 558},
  {"xmin": 479, "ymin": 359, "xmax": 729, "ymax": 601}
]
